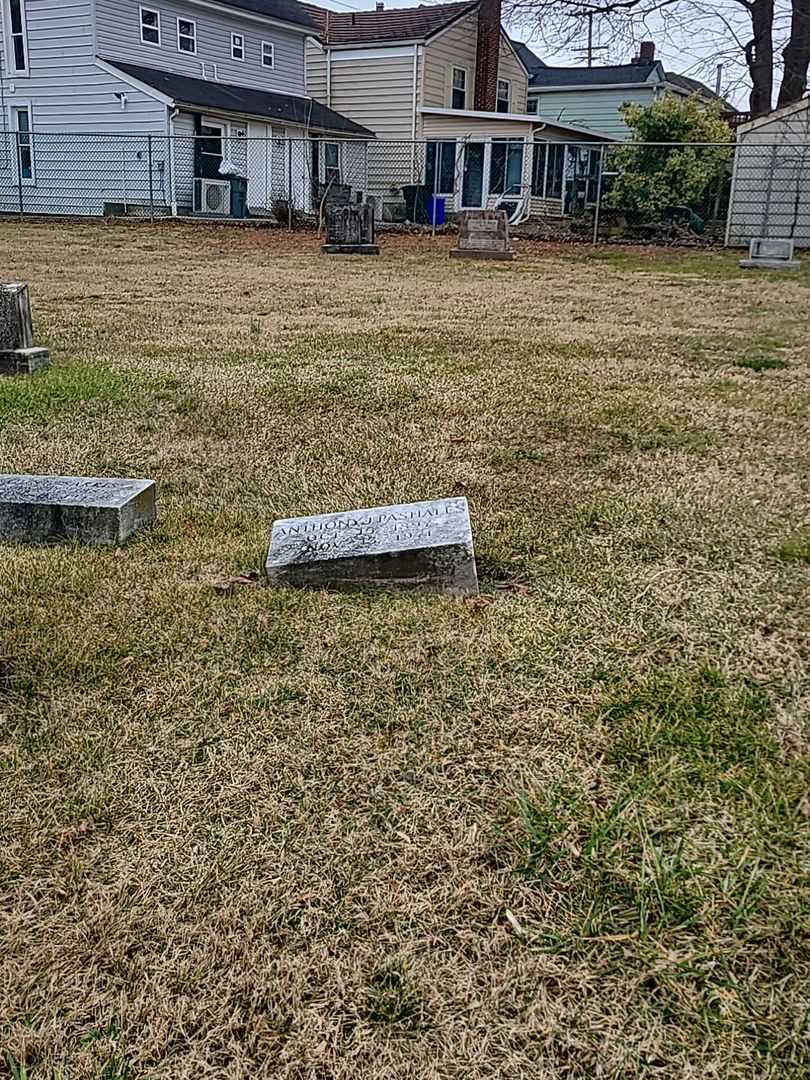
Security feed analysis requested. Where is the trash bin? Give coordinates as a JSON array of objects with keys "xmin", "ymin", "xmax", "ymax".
[
  {"xmin": 427, "ymin": 195, "xmax": 446, "ymax": 227},
  {"xmin": 401, "ymin": 184, "xmax": 430, "ymax": 224},
  {"xmin": 229, "ymin": 176, "xmax": 248, "ymax": 218}
]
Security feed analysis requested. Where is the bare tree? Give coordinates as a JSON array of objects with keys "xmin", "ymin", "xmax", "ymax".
[{"xmin": 778, "ymin": 0, "xmax": 810, "ymax": 104}]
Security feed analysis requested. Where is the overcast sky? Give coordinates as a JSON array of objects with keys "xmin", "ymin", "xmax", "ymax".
[{"xmin": 314, "ymin": 0, "xmax": 795, "ymax": 109}]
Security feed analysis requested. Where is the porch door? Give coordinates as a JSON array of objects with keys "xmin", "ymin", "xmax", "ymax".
[
  {"xmin": 246, "ymin": 121, "xmax": 271, "ymax": 210},
  {"xmin": 462, "ymin": 142, "xmax": 485, "ymax": 208}
]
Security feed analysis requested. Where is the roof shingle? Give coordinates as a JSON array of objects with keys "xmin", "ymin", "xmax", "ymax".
[{"xmin": 305, "ymin": 1, "xmax": 477, "ymax": 45}]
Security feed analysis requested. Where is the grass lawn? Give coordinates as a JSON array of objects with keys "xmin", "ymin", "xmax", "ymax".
[{"xmin": 1, "ymin": 222, "xmax": 808, "ymax": 1080}]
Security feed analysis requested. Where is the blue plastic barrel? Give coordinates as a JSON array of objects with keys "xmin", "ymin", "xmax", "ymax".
[{"xmin": 428, "ymin": 195, "xmax": 446, "ymax": 227}]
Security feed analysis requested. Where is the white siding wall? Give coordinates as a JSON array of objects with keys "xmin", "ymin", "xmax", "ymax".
[
  {"xmin": 498, "ymin": 37, "xmax": 527, "ymax": 114},
  {"xmin": 94, "ymin": 0, "xmax": 308, "ymax": 95},
  {"xmin": 422, "ymin": 12, "xmax": 477, "ymax": 109}
]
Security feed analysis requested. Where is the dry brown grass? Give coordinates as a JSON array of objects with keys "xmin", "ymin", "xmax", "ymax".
[{"xmin": 1, "ymin": 222, "xmax": 808, "ymax": 1080}]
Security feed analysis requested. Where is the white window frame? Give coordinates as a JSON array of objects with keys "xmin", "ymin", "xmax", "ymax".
[
  {"xmin": 451, "ymin": 66, "xmax": 467, "ymax": 110},
  {"xmin": 139, "ymin": 6, "xmax": 161, "ymax": 46},
  {"xmin": 231, "ymin": 32, "xmax": 245, "ymax": 61},
  {"xmin": 3, "ymin": 0, "xmax": 30, "ymax": 76},
  {"xmin": 177, "ymin": 16, "xmax": 196, "ymax": 54},
  {"xmin": 526, "ymin": 97, "xmax": 538, "ymax": 115},
  {"xmin": 261, "ymin": 40, "xmax": 274, "ymax": 68},
  {"xmin": 11, "ymin": 103, "xmax": 35, "ymax": 185},
  {"xmin": 323, "ymin": 140, "xmax": 341, "ymax": 184},
  {"xmin": 496, "ymin": 79, "xmax": 510, "ymax": 113}
]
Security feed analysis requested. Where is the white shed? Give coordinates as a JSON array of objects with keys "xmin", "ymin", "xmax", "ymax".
[{"xmin": 727, "ymin": 98, "xmax": 810, "ymax": 248}]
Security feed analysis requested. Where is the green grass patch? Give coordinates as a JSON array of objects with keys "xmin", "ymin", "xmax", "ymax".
[
  {"xmin": 735, "ymin": 352, "xmax": 789, "ymax": 372},
  {"xmin": 0, "ymin": 361, "xmax": 178, "ymax": 429},
  {"xmin": 778, "ymin": 535, "xmax": 810, "ymax": 563}
]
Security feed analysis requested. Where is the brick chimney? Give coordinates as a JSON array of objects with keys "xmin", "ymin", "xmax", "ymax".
[
  {"xmin": 636, "ymin": 40, "xmax": 655, "ymax": 63},
  {"xmin": 474, "ymin": 0, "xmax": 502, "ymax": 111}
]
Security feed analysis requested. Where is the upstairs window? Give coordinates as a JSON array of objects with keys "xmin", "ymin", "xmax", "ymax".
[
  {"xmin": 140, "ymin": 7, "xmax": 160, "ymax": 46},
  {"xmin": 6, "ymin": 0, "xmax": 29, "ymax": 72},
  {"xmin": 526, "ymin": 97, "xmax": 538, "ymax": 115},
  {"xmin": 261, "ymin": 40, "xmax": 274, "ymax": 68},
  {"xmin": 231, "ymin": 32, "xmax": 244, "ymax": 60},
  {"xmin": 177, "ymin": 18, "xmax": 196, "ymax": 53},
  {"xmin": 451, "ymin": 67, "xmax": 467, "ymax": 110},
  {"xmin": 496, "ymin": 79, "xmax": 510, "ymax": 113}
]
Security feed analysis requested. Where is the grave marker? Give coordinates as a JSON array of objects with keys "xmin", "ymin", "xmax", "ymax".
[
  {"xmin": 322, "ymin": 204, "xmax": 379, "ymax": 255},
  {"xmin": 266, "ymin": 497, "xmax": 477, "ymax": 595},
  {"xmin": 0, "ymin": 475, "xmax": 156, "ymax": 544},
  {"xmin": 450, "ymin": 210, "xmax": 515, "ymax": 262},
  {"xmin": 0, "ymin": 283, "xmax": 51, "ymax": 375},
  {"xmin": 739, "ymin": 237, "xmax": 801, "ymax": 271}
]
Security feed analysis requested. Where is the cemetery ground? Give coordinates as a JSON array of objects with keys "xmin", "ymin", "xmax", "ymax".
[{"xmin": 1, "ymin": 222, "xmax": 808, "ymax": 1080}]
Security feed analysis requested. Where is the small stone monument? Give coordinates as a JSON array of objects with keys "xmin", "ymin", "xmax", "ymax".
[
  {"xmin": 739, "ymin": 237, "xmax": 801, "ymax": 271},
  {"xmin": 266, "ymin": 496, "xmax": 477, "ymax": 595},
  {"xmin": 0, "ymin": 283, "xmax": 51, "ymax": 375},
  {"xmin": 0, "ymin": 475, "xmax": 156, "ymax": 544},
  {"xmin": 450, "ymin": 210, "xmax": 515, "ymax": 262},
  {"xmin": 322, "ymin": 204, "xmax": 379, "ymax": 255}
]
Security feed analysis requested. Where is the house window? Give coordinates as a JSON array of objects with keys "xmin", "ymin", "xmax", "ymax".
[
  {"xmin": 324, "ymin": 142, "xmax": 340, "ymax": 184},
  {"xmin": 496, "ymin": 79, "xmax": 510, "ymax": 113},
  {"xmin": 198, "ymin": 121, "xmax": 224, "ymax": 178},
  {"xmin": 5, "ymin": 0, "xmax": 29, "ymax": 73},
  {"xmin": 12, "ymin": 105, "xmax": 33, "ymax": 182},
  {"xmin": 231, "ymin": 32, "xmax": 244, "ymax": 60},
  {"xmin": 177, "ymin": 18, "xmax": 196, "ymax": 53},
  {"xmin": 139, "ymin": 6, "xmax": 160, "ymax": 45},
  {"xmin": 261, "ymin": 41, "xmax": 274, "ymax": 68},
  {"xmin": 526, "ymin": 97, "xmax": 538, "ymax": 115},
  {"xmin": 531, "ymin": 141, "xmax": 547, "ymax": 196},
  {"xmin": 426, "ymin": 141, "xmax": 456, "ymax": 194},
  {"xmin": 547, "ymin": 142, "xmax": 566, "ymax": 199},
  {"xmin": 451, "ymin": 67, "xmax": 467, "ymax": 110},
  {"xmin": 489, "ymin": 139, "xmax": 524, "ymax": 195}
]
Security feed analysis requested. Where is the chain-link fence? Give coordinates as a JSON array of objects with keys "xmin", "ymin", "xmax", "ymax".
[{"xmin": 1, "ymin": 131, "xmax": 808, "ymax": 248}]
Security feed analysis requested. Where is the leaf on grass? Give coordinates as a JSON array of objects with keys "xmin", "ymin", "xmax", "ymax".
[{"xmin": 213, "ymin": 570, "xmax": 262, "ymax": 594}]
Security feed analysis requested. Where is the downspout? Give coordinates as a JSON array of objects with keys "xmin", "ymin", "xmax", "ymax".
[{"xmin": 411, "ymin": 44, "xmax": 419, "ymax": 182}]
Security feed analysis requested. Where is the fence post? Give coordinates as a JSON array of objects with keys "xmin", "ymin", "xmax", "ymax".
[
  {"xmin": 15, "ymin": 132, "xmax": 24, "ymax": 219},
  {"xmin": 147, "ymin": 134, "xmax": 155, "ymax": 223},
  {"xmin": 592, "ymin": 144, "xmax": 606, "ymax": 247},
  {"xmin": 287, "ymin": 139, "xmax": 293, "ymax": 231}
]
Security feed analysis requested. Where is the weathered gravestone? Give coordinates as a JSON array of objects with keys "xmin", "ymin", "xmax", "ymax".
[
  {"xmin": 0, "ymin": 475, "xmax": 156, "ymax": 544},
  {"xmin": 322, "ymin": 204, "xmax": 379, "ymax": 255},
  {"xmin": 0, "ymin": 283, "xmax": 51, "ymax": 375},
  {"xmin": 266, "ymin": 496, "xmax": 478, "ymax": 595},
  {"xmin": 450, "ymin": 210, "xmax": 515, "ymax": 262},
  {"xmin": 739, "ymin": 237, "xmax": 801, "ymax": 271}
]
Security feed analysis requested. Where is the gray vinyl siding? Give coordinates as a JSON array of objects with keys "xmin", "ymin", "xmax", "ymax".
[
  {"xmin": 94, "ymin": 0, "xmax": 307, "ymax": 95},
  {"xmin": 530, "ymin": 86, "xmax": 656, "ymax": 138}
]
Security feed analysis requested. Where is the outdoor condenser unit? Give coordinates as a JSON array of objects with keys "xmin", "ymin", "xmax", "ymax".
[{"xmin": 200, "ymin": 178, "xmax": 230, "ymax": 214}]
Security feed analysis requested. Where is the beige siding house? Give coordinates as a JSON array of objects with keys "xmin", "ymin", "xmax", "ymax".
[{"xmin": 304, "ymin": 0, "xmax": 609, "ymax": 220}]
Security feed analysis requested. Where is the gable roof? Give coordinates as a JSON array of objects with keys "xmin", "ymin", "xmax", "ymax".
[
  {"xmin": 511, "ymin": 41, "xmax": 546, "ymax": 75},
  {"xmin": 529, "ymin": 61, "xmax": 662, "ymax": 89},
  {"xmin": 305, "ymin": 1, "xmax": 478, "ymax": 45},
  {"xmin": 102, "ymin": 58, "xmax": 375, "ymax": 136},
  {"xmin": 214, "ymin": 0, "xmax": 317, "ymax": 31},
  {"xmin": 663, "ymin": 71, "xmax": 730, "ymax": 107}
]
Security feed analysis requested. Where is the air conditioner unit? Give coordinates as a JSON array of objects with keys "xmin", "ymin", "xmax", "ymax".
[{"xmin": 200, "ymin": 178, "xmax": 230, "ymax": 214}]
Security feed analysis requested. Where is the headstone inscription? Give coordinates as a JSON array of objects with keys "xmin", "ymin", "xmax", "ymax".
[
  {"xmin": 739, "ymin": 237, "xmax": 801, "ymax": 271},
  {"xmin": 0, "ymin": 475, "xmax": 156, "ymax": 544},
  {"xmin": 0, "ymin": 283, "xmax": 51, "ymax": 375},
  {"xmin": 322, "ymin": 204, "xmax": 380, "ymax": 255},
  {"xmin": 450, "ymin": 210, "xmax": 515, "ymax": 262},
  {"xmin": 265, "ymin": 497, "xmax": 478, "ymax": 595}
]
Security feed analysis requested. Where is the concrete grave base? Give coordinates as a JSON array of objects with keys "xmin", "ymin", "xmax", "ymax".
[
  {"xmin": 739, "ymin": 258, "xmax": 802, "ymax": 271},
  {"xmin": 321, "ymin": 244, "xmax": 380, "ymax": 255},
  {"xmin": 0, "ymin": 475, "xmax": 156, "ymax": 544},
  {"xmin": 0, "ymin": 346, "xmax": 51, "ymax": 375},
  {"xmin": 450, "ymin": 248, "xmax": 516, "ymax": 261},
  {"xmin": 266, "ymin": 497, "xmax": 478, "ymax": 596}
]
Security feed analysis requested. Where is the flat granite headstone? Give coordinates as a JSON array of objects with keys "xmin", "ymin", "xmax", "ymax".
[
  {"xmin": 0, "ymin": 283, "xmax": 51, "ymax": 374},
  {"xmin": 450, "ymin": 210, "xmax": 515, "ymax": 262},
  {"xmin": 740, "ymin": 237, "xmax": 801, "ymax": 271},
  {"xmin": 265, "ymin": 497, "xmax": 477, "ymax": 595},
  {"xmin": 322, "ymin": 204, "xmax": 379, "ymax": 255},
  {"xmin": 0, "ymin": 475, "xmax": 156, "ymax": 544}
]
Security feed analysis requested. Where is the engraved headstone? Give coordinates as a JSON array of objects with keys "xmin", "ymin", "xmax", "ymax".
[
  {"xmin": 450, "ymin": 210, "xmax": 515, "ymax": 262},
  {"xmin": 266, "ymin": 497, "xmax": 477, "ymax": 595},
  {"xmin": 0, "ymin": 283, "xmax": 51, "ymax": 375},
  {"xmin": 322, "ymin": 204, "xmax": 379, "ymax": 255},
  {"xmin": 740, "ymin": 237, "xmax": 801, "ymax": 271},
  {"xmin": 0, "ymin": 475, "xmax": 156, "ymax": 544}
]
